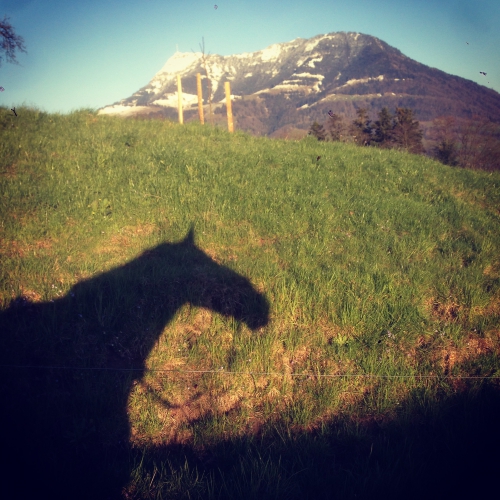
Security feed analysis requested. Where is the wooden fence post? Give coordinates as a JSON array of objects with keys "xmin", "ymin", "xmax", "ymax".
[
  {"xmin": 197, "ymin": 73, "xmax": 204, "ymax": 125},
  {"xmin": 177, "ymin": 75, "xmax": 183, "ymax": 124},
  {"xmin": 225, "ymin": 81, "xmax": 234, "ymax": 133}
]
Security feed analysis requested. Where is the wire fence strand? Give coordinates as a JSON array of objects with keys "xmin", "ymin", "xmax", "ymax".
[{"xmin": 0, "ymin": 364, "xmax": 498, "ymax": 379}]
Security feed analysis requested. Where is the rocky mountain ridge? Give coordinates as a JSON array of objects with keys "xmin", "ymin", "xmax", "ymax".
[{"xmin": 98, "ymin": 32, "xmax": 500, "ymax": 139}]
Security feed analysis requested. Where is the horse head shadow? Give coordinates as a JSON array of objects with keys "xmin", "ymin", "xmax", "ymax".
[{"xmin": 0, "ymin": 226, "xmax": 269, "ymax": 499}]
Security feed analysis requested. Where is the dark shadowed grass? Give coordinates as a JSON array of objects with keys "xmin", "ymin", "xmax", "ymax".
[{"xmin": 0, "ymin": 105, "xmax": 499, "ymax": 499}]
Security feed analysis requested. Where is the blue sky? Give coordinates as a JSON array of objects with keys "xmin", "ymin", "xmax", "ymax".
[{"xmin": 1, "ymin": 0, "xmax": 499, "ymax": 114}]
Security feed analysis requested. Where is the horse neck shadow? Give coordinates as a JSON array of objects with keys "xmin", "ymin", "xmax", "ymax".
[{"xmin": 71, "ymin": 226, "xmax": 269, "ymax": 367}]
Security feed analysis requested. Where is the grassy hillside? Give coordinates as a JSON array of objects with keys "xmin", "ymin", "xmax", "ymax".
[{"xmin": 1, "ymin": 106, "xmax": 499, "ymax": 499}]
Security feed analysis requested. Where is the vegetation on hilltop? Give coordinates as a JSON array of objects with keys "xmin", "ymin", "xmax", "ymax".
[{"xmin": 309, "ymin": 107, "xmax": 500, "ymax": 171}]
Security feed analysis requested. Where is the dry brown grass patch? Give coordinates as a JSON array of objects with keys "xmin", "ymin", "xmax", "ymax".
[
  {"xmin": 316, "ymin": 320, "xmax": 356, "ymax": 346},
  {"xmin": 128, "ymin": 364, "xmax": 253, "ymax": 447},
  {"xmin": 120, "ymin": 224, "xmax": 157, "ymax": 238},
  {"xmin": 0, "ymin": 237, "xmax": 59, "ymax": 259},
  {"xmin": 34, "ymin": 238, "xmax": 55, "ymax": 250},
  {"xmin": 424, "ymin": 295, "xmax": 473, "ymax": 324},
  {"xmin": 0, "ymin": 239, "xmax": 27, "ymax": 258},
  {"xmin": 433, "ymin": 332, "xmax": 499, "ymax": 375},
  {"xmin": 16, "ymin": 289, "xmax": 43, "ymax": 303},
  {"xmin": 187, "ymin": 308, "xmax": 214, "ymax": 335},
  {"xmin": 256, "ymin": 236, "xmax": 278, "ymax": 247},
  {"xmin": 128, "ymin": 364, "xmax": 208, "ymax": 446},
  {"xmin": 93, "ymin": 234, "xmax": 134, "ymax": 260},
  {"xmin": 402, "ymin": 334, "xmax": 433, "ymax": 367},
  {"xmin": 65, "ymin": 217, "xmax": 78, "ymax": 227},
  {"xmin": 289, "ymin": 344, "xmax": 310, "ymax": 367},
  {"xmin": 470, "ymin": 293, "xmax": 500, "ymax": 318},
  {"xmin": 1, "ymin": 162, "xmax": 17, "ymax": 179},
  {"xmin": 93, "ymin": 224, "xmax": 157, "ymax": 258},
  {"xmin": 483, "ymin": 261, "xmax": 500, "ymax": 278}
]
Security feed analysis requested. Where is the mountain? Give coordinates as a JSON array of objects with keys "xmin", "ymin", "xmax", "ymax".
[{"xmin": 97, "ymin": 32, "xmax": 500, "ymax": 139}]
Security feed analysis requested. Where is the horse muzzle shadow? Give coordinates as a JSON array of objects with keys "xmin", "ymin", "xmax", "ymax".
[{"xmin": 0, "ymin": 226, "xmax": 269, "ymax": 499}]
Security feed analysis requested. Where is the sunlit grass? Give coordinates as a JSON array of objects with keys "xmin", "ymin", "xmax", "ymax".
[{"xmin": 1, "ymin": 105, "xmax": 499, "ymax": 498}]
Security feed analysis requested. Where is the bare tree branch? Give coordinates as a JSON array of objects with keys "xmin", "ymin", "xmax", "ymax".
[
  {"xmin": 0, "ymin": 15, "xmax": 27, "ymax": 67},
  {"xmin": 195, "ymin": 37, "xmax": 214, "ymax": 126}
]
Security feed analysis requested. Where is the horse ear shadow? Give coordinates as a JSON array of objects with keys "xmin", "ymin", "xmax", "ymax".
[{"xmin": 182, "ymin": 224, "xmax": 196, "ymax": 246}]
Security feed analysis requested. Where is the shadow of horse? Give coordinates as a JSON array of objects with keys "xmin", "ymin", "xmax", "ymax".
[{"xmin": 0, "ymin": 227, "xmax": 269, "ymax": 499}]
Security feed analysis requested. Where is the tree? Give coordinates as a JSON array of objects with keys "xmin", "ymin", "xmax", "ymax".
[
  {"xmin": 349, "ymin": 107, "xmax": 372, "ymax": 146},
  {"xmin": 456, "ymin": 117, "xmax": 500, "ymax": 171},
  {"xmin": 434, "ymin": 139, "xmax": 459, "ymax": 166},
  {"xmin": 264, "ymin": 93, "xmax": 291, "ymax": 132},
  {"xmin": 391, "ymin": 107, "xmax": 423, "ymax": 154},
  {"xmin": 373, "ymin": 107, "xmax": 393, "ymax": 147},
  {"xmin": 430, "ymin": 115, "xmax": 500, "ymax": 171},
  {"xmin": 326, "ymin": 112, "xmax": 347, "ymax": 142},
  {"xmin": 308, "ymin": 121, "xmax": 327, "ymax": 141},
  {"xmin": 0, "ymin": 15, "xmax": 27, "ymax": 67},
  {"xmin": 431, "ymin": 116, "xmax": 459, "ymax": 166},
  {"xmin": 197, "ymin": 37, "xmax": 214, "ymax": 126}
]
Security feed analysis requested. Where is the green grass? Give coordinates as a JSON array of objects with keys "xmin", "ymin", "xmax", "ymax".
[{"xmin": 1, "ymin": 105, "xmax": 499, "ymax": 499}]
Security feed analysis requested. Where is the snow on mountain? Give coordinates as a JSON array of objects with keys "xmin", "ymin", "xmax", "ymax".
[
  {"xmin": 98, "ymin": 31, "xmax": 359, "ymax": 116},
  {"xmin": 97, "ymin": 31, "xmax": 500, "ymax": 138},
  {"xmin": 157, "ymin": 51, "xmax": 201, "ymax": 75}
]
